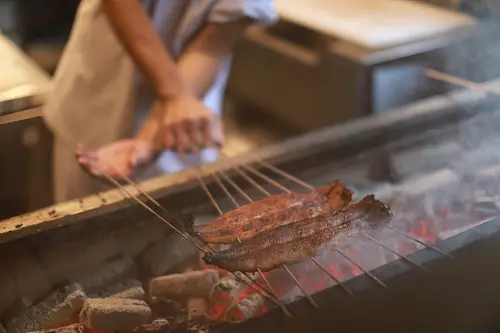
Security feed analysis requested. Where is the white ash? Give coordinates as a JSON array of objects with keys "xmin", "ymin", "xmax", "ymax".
[
  {"xmin": 90, "ymin": 279, "xmax": 145, "ymax": 300},
  {"xmin": 6, "ymin": 283, "xmax": 86, "ymax": 333},
  {"xmin": 25, "ymin": 323, "xmax": 85, "ymax": 333},
  {"xmin": 72, "ymin": 256, "xmax": 137, "ymax": 294},
  {"xmin": 139, "ymin": 234, "xmax": 198, "ymax": 277},
  {"xmin": 209, "ymin": 274, "xmax": 246, "ymax": 306},
  {"xmin": 37, "ymin": 222, "xmax": 166, "ymax": 286},
  {"xmin": 0, "ymin": 244, "xmax": 51, "ymax": 316},
  {"xmin": 3, "ymin": 297, "xmax": 33, "ymax": 321}
]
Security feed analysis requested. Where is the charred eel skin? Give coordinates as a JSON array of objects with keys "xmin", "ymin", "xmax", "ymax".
[
  {"xmin": 203, "ymin": 195, "xmax": 393, "ymax": 272},
  {"xmin": 187, "ymin": 182, "xmax": 353, "ymax": 244}
]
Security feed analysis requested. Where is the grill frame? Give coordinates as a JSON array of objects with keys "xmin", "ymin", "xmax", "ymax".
[
  {"xmin": 214, "ymin": 215, "xmax": 500, "ymax": 333},
  {"xmin": 1, "ymin": 78, "xmax": 500, "ymax": 332}
]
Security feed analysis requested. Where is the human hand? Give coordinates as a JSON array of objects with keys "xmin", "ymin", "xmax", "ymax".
[
  {"xmin": 75, "ymin": 140, "xmax": 154, "ymax": 179},
  {"xmin": 153, "ymin": 94, "xmax": 224, "ymax": 152}
]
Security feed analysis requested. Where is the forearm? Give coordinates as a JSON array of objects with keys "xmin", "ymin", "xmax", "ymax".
[
  {"xmin": 102, "ymin": 0, "xmax": 189, "ymax": 99},
  {"xmin": 177, "ymin": 19, "xmax": 252, "ymax": 99}
]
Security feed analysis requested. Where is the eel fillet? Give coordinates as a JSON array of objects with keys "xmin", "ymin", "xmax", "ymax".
[{"xmin": 188, "ymin": 181, "xmax": 353, "ymax": 244}]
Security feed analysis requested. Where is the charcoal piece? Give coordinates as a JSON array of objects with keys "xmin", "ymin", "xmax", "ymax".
[
  {"xmin": 79, "ymin": 298, "xmax": 151, "ymax": 330},
  {"xmin": 149, "ymin": 298, "xmax": 183, "ymax": 319},
  {"xmin": 225, "ymin": 293, "xmax": 265, "ymax": 323},
  {"xmin": 6, "ymin": 283, "xmax": 86, "ymax": 333},
  {"xmin": 152, "ymin": 318, "xmax": 170, "ymax": 329},
  {"xmin": 187, "ymin": 297, "xmax": 207, "ymax": 321},
  {"xmin": 187, "ymin": 297, "xmax": 209, "ymax": 333},
  {"xmin": 74, "ymin": 256, "xmax": 137, "ymax": 294},
  {"xmin": 133, "ymin": 318, "xmax": 170, "ymax": 333},
  {"xmin": 139, "ymin": 234, "xmax": 198, "ymax": 277},
  {"xmin": 90, "ymin": 279, "xmax": 145, "ymax": 300},
  {"xmin": 26, "ymin": 323, "xmax": 85, "ymax": 333},
  {"xmin": 209, "ymin": 274, "xmax": 246, "ymax": 308},
  {"xmin": 149, "ymin": 270, "xmax": 220, "ymax": 300},
  {"xmin": 169, "ymin": 313, "xmax": 188, "ymax": 333}
]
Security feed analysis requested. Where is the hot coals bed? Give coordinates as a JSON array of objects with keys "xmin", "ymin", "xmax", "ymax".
[{"xmin": 3, "ymin": 82, "xmax": 500, "ymax": 333}]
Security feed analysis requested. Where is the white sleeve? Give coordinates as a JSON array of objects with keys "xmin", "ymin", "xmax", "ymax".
[{"xmin": 208, "ymin": 0, "xmax": 279, "ymax": 25}]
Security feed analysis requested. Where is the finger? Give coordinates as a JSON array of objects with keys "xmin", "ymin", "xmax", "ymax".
[
  {"xmin": 84, "ymin": 160, "xmax": 101, "ymax": 177},
  {"xmin": 202, "ymin": 115, "xmax": 212, "ymax": 148},
  {"xmin": 75, "ymin": 145, "xmax": 87, "ymax": 158},
  {"xmin": 75, "ymin": 144, "xmax": 99, "ymax": 164},
  {"xmin": 164, "ymin": 123, "xmax": 175, "ymax": 150},
  {"xmin": 186, "ymin": 117, "xmax": 204, "ymax": 151},
  {"xmin": 75, "ymin": 142, "xmax": 86, "ymax": 155},
  {"xmin": 110, "ymin": 164, "xmax": 132, "ymax": 179},
  {"xmin": 211, "ymin": 117, "xmax": 224, "ymax": 147},
  {"xmin": 174, "ymin": 124, "xmax": 190, "ymax": 153},
  {"xmin": 135, "ymin": 142, "xmax": 154, "ymax": 163}
]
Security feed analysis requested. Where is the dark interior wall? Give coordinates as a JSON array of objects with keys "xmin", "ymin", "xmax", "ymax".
[
  {"xmin": 0, "ymin": 0, "xmax": 79, "ymax": 48},
  {"xmin": 16, "ymin": 0, "xmax": 79, "ymax": 43}
]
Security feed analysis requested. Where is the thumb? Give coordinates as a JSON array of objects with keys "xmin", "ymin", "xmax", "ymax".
[{"xmin": 131, "ymin": 141, "xmax": 154, "ymax": 166}]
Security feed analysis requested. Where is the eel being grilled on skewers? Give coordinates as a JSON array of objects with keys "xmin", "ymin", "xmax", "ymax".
[
  {"xmin": 187, "ymin": 181, "xmax": 353, "ymax": 244},
  {"xmin": 203, "ymin": 195, "xmax": 393, "ymax": 272}
]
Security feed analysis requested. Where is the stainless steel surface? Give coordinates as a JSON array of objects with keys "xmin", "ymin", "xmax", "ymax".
[
  {"xmin": 225, "ymin": 17, "xmax": 496, "ymax": 132},
  {"xmin": 0, "ymin": 34, "xmax": 53, "ymax": 219}
]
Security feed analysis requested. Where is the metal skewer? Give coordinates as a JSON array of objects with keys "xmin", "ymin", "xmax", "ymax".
[
  {"xmin": 205, "ymin": 171, "xmax": 297, "ymax": 315},
  {"xmin": 310, "ymin": 257, "xmax": 353, "ymax": 294},
  {"xmin": 92, "ymin": 164, "xmax": 209, "ymax": 254},
  {"xmin": 282, "ymin": 264, "xmax": 319, "ymax": 308},
  {"xmin": 240, "ymin": 164, "xmax": 292, "ymax": 193},
  {"xmin": 218, "ymin": 171, "xmax": 254, "ymax": 203},
  {"xmin": 59, "ymin": 135, "xmax": 285, "ymax": 307},
  {"xmin": 229, "ymin": 160, "xmax": 388, "ymax": 290},
  {"xmin": 221, "ymin": 168, "xmax": 353, "ymax": 296},
  {"xmin": 256, "ymin": 161, "xmax": 315, "ymax": 190},
  {"xmin": 211, "ymin": 173, "xmax": 240, "ymax": 208},
  {"xmin": 334, "ymin": 248, "xmax": 387, "ymax": 288},
  {"xmin": 232, "ymin": 166, "xmax": 272, "ymax": 196},
  {"xmin": 213, "ymin": 172, "xmax": 318, "ymax": 308},
  {"xmin": 386, "ymin": 225, "xmax": 456, "ymax": 260},
  {"xmin": 114, "ymin": 170, "xmax": 167, "ymax": 210},
  {"xmin": 362, "ymin": 233, "xmax": 430, "ymax": 272},
  {"xmin": 425, "ymin": 69, "xmax": 500, "ymax": 97},
  {"xmin": 93, "ymin": 161, "xmax": 282, "ymax": 308},
  {"xmin": 177, "ymin": 153, "xmax": 288, "ymax": 312}
]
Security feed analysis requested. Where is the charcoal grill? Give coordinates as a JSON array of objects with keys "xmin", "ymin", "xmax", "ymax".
[{"xmin": 2, "ymin": 77, "xmax": 500, "ymax": 333}]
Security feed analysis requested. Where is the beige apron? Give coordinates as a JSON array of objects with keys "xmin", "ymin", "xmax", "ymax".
[{"xmin": 43, "ymin": 0, "xmax": 277, "ymax": 202}]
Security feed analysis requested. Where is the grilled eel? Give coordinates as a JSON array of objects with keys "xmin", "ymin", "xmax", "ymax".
[
  {"xmin": 187, "ymin": 181, "xmax": 353, "ymax": 244},
  {"xmin": 203, "ymin": 195, "xmax": 392, "ymax": 272}
]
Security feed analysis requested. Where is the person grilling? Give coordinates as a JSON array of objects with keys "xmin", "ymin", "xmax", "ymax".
[{"xmin": 43, "ymin": 0, "xmax": 277, "ymax": 203}]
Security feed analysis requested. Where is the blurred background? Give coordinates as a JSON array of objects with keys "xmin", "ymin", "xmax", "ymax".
[{"xmin": 0, "ymin": 0, "xmax": 499, "ymax": 219}]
